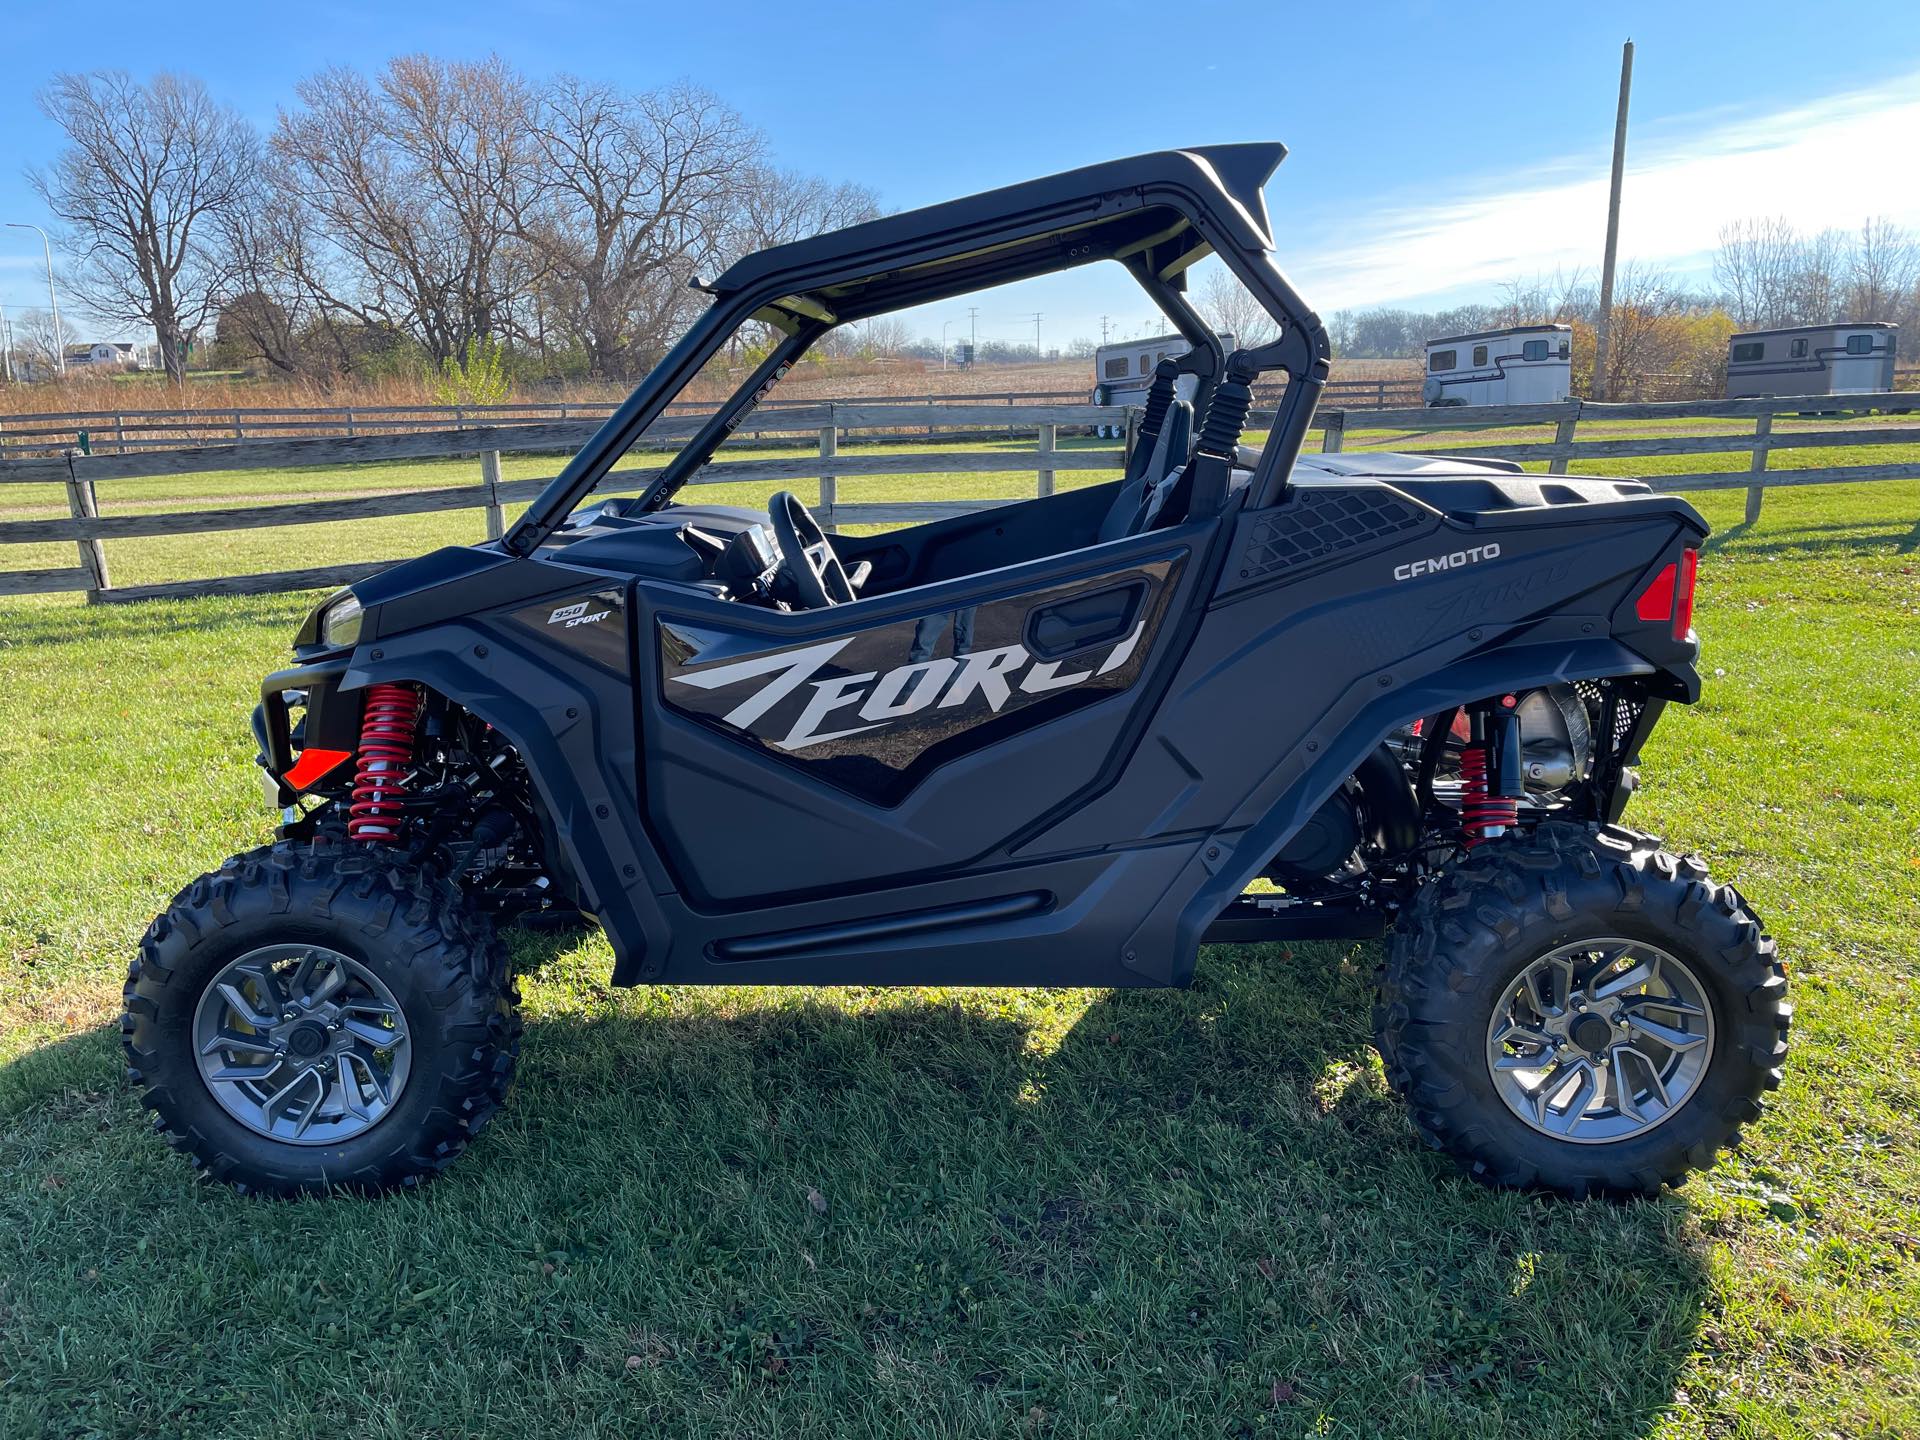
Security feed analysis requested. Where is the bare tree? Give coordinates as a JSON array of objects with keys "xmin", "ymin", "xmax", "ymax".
[
  {"xmin": 855, "ymin": 315, "xmax": 914, "ymax": 356},
  {"xmin": 1195, "ymin": 265, "xmax": 1277, "ymax": 346},
  {"xmin": 1785, "ymin": 227, "xmax": 1848, "ymax": 326},
  {"xmin": 1495, "ymin": 267, "xmax": 1593, "ymax": 326},
  {"xmin": 723, "ymin": 166, "xmax": 881, "ymax": 262},
  {"xmin": 213, "ymin": 173, "xmax": 332, "ymax": 377},
  {"xmin": 1846, "ymin": 216, "xmax": 1918, "ymax": 322},
  {"xmin": 7, "ymin": 307, "xmax": 64, "ymax": 377},
  {"xmin": 274, "ymin": 56, "xmax": 532, "ymax": 365},
  {"xmin": 32, "ymin": 71, "xmax": 255, "ymax": 382},
  {"xmin": 1714, "ymin": 216, "xmax": 1800, "ymax": 329},
  {"xmin": 509, "ymin": 78, "xmax": 762, "ymax": 379}
]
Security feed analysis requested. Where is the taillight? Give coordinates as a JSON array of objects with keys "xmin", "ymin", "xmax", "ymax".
[
  {"xmin": 1672, "ymin": 548, "xmax": 1699, "ymax": 640},
  {"xmin": 1634, "ymin": 549, "xmax": 1700, "ymax": 642}
]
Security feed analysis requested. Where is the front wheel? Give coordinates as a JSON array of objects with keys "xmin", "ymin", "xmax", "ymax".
[
  {"xmin": 1374, "ymin": 823, "xmax": 1789, "ymax": 1197},
  {"xmin": 122, "ymin": 845, "xmax": 521, "ymax": 1195}
]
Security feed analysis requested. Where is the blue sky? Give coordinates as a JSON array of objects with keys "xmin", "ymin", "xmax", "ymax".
[{"xmin": 3, "ymin": 1, "xmax": 1918, "ymax": 348}]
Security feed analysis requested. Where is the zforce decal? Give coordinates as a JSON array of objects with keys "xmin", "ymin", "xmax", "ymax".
[
  {"xmin": 657, "ymin": 557, "xmax": 1184, "ymax": 803},
  {"xmin": 673, "ymin": 622, "xmax": 1146, "ymax": 752}
]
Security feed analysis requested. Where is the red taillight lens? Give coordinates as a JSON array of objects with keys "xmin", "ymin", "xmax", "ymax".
[
  {"xmin": 1636, "ymin": 563, "xmax": 1676, "ymax": 624},
  {"xmin": 1634, "ymin": 550, "xmax": 1700, "ymax": 642},
  {"xmin": 1672, "ymin": 548, "xmax": 1699, "ymax": 641}
]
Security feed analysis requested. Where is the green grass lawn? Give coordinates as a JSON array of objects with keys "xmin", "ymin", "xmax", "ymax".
[
  {"xmin": 0, "ymin": 466, "xmax": 1916, "ymax": 1437},
  {"xmin": 0, "ymin": 435, "xmax": 1127, "ymax": 587}
]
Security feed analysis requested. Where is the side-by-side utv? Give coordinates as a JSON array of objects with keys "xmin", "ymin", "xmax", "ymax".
[{"xmin": 123, "ymin": 145, "xmax": 1788, "ymax": 1197}]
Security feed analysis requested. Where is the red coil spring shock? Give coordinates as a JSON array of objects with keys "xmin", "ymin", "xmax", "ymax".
[
  {"xmin": 348, "ymin": 683, "xmax": 422, "ymax": 842},
  {"xmin": 1458, "ymin": 712, "xmax": 1520, "ymax": 848}
]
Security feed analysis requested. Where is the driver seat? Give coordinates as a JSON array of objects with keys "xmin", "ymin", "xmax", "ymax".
[{"xmin": 1098, "ymin": 398, "xmax": 1193, "ymax": 541}]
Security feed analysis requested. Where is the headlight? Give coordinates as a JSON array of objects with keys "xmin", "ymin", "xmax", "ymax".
[{"xmin": 319, "ymin": 591, "xmax": 364, "ymax": 648}]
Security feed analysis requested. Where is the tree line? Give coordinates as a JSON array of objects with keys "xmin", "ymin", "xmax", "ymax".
[
  {"xmin": 1330, "ymin": 216, "xmax": 1920, "ymax": 385},
  {"xmin": 26, "ymin": 64, "xmax": 880, "ymax": 385}
]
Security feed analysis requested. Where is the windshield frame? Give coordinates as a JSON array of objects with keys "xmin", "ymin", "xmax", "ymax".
[{"xmin": 501, "ymin": 160, "xmax": 1328, "ymax": 555}]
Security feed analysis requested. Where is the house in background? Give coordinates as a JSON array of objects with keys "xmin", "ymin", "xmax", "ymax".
[
  {"xmin": 1724, "ymin": 323, "xmax": 1897, "ymax": 398},
  {"xmin": 65, "ymin": 341, "xmax": 144, "ymax": 371}
]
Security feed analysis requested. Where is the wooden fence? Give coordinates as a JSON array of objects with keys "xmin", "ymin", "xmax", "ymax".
[
  {"xmin": 1327, "ymin": 390, "xmax": 1920, "ymax": 526},
  {"xmin": 2, "ymin": 391, "xmax": 1915, "ymax": 605},
  {"xmin": 0, "ymin": 402, "xmax": 1133, "ymax": 603},
  {"xmin": 0, "ymin": 376, "xmax": 1422, "ymax": 457}
]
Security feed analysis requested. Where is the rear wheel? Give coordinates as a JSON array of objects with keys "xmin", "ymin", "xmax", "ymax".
[
  {"xmin": 123, "ymin": 844, "xmax": 520, "ymax": 1195},
  {"xmin": 1374, "ymin": 823, "xmax": 1789, "ymax": 1197}
]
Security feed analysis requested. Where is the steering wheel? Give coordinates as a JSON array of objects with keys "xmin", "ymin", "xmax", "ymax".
[{"xmin": 767, "ymin": 491, "xmax": 855, "ymax": 608}]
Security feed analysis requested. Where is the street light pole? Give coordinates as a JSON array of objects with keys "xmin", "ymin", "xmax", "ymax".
[
  {"xmin": 0, "ymin": 299, "xmax": 14, "ymax": 383},
  {"xmin": 6, "ymin": 222, "xmax": 66, "ymax": 377},
  {"xmin": 941, "ymin": 319, "xmax": 953, "ymax": 370}
]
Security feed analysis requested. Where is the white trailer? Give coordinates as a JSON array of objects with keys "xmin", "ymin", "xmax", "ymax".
[
  {"xmin": 1724, "ymin": 323, "xmax": 1897, "ymax": 398},
  {"xmin": 1422, "ymin": 325, "xmax": 1571, "ymax": 407},
  {"xmin": 1090, "ymin": 332, "xmax": 1230, "ymax": 405}
]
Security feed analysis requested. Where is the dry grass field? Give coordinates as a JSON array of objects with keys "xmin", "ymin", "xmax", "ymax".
[{"xmin": 0, "ymin": 354, "xmax": 1424, "ymax": 424}]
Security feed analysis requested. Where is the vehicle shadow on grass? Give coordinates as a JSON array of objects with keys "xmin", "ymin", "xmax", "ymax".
[
  {"xmin": 1703, "ymin": 514, "xmax": 1920, "ymax": 560},
  {"xmin": 0, "ymin": 940, "xmax": 1710, "ymax": 1439}
]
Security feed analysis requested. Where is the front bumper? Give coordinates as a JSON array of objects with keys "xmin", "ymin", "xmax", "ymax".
[{"xmin": 253, "ymin": 657, "xmax": 355, "ymax": 807}]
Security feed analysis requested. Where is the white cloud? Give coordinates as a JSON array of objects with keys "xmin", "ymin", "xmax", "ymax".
[{"xmin": 1290, "ymin": 69, "xmax": 1920, "ymax": 312}]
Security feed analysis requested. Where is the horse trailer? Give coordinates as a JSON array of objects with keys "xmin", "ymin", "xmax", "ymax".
[
  {"xmin": 1422, "ymin": 325, "xmax": 1572, "ymax": 407},
  {"xmin": 1092, "ymin": 332, "xmax": 1231, "ymax": 406},
  {"xmin": 1724, "ymin": 323, "xmax": 1897, "ymax": 399}
]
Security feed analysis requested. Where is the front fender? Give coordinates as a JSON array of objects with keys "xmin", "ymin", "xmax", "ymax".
[{"xmin": 337, "ymin": 619, "xmax": 672, "ymax": 984}]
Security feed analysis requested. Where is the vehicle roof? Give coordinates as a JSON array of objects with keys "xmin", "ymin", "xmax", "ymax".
[
  {"xmin": 702, "ymin": 145, "xmax": 1287, "ymax": 323},
  {"xmin": 1425, "ymin": 324, "xmax": 1571, "ymax": 347},
  {"xmin": 1094, "ymin": 333, "xmax": 1189, "ymax": 354},
  {"xmin": 1729, "ymin": 321, "xmax": 1899, "ymax": 340}
]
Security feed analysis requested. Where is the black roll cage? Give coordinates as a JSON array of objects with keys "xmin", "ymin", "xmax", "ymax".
[{"xmin": 502, "ymin": 144, "xmax": 1332, "ymax": 557}]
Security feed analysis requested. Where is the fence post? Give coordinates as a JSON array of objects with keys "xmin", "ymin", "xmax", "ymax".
[
  {"xmin": 1321, "ymin": 409, "xmax": 1346, "ymax": 453},
  {"xmin": 1547, "ymin": 401, "xmax": 1580, "ymax": 476},
  {"xmin": 114, "ymin": 413, "xmax": 127, "ymax": 454},
  {"xmin": 1744, "ymin": 412, "xmax": 1773, "ymax": 525},
  {"xmin": 479, "ymin": 450, "xmax": 505, "ymax": 541},
  {"xmin": 233, "ymin": 409, "xmax": 245, "ymax": 442},
  {"xmin": 63, "ymin": 452, "xmax": 111, "ymax": 600},
  {"xmin": 818, "ymin": 417, "xmax": 837, "ymax": 525},
  {"xmin": 1036, "ymin": 421, "xmax": 1057, "ymax": 497}
]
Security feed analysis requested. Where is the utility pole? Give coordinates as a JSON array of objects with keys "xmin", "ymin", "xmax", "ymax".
[
  {"xmin": 1591, "ymin": 39, "xmax": 1634, "ymax": 401},
  {"xmin": 941, "ymin": 318, "xmax": 954, "ymax": 370},
  {"xmin": 0, "ymin": 299, "xmax": 13, "ymax": 383},
  {"xmin": 1099, "ymin": 314, "xmax": 1111, "ymax": 345},
  {"xmin": 967, "ymin": 305, "xmax": 979, "ymax": 361},
  {"xmin": 1029, "ymin": 312, "xmax": 1043, "ymax": 357},
  {"xmin": 6, "ymin": 222, "xmax": 66, "ymax": 377}
]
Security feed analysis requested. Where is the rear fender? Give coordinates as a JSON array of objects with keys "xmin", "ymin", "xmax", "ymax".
[{"xmin": 1148, "ymin": 636, "xmax": 1666, "ymax": 982}]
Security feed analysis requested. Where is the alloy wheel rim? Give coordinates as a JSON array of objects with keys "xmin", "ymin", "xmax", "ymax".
[
  {"xmin": 1485, "ymin": 937, "xmax": 1714, "ymax": 1144},
  {"xmin": 192, "ymin": 944, "xmax": 412, "ymax": 1145}
]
